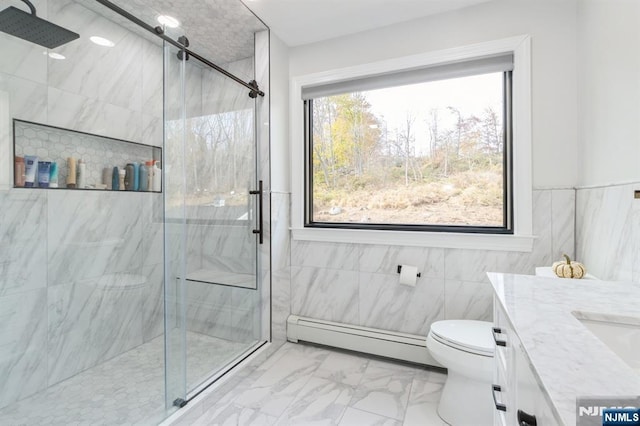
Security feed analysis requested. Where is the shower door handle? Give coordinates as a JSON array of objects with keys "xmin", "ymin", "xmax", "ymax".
[{"xmin": 250, "ymin": 180, "xmax": 264, "ymax": 244}]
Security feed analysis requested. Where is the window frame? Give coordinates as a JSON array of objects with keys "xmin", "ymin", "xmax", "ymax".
[
  {"xmin": 290, "ymin": 36, "xmax": 533, "ymax": 251},
  {"xmin": 303, "ymin": 69, "xmax": 514, "ymax": 234}
]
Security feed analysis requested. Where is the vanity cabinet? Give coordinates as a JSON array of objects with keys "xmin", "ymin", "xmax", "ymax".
[{"xmin": 492, "ymin": 298, "xmax": 561, "ymax": 426}]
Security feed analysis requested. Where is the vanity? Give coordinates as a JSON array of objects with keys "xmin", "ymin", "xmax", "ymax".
[{"xmin": 487, "ymin": 272, "xmax": 640, "ymax": 425}]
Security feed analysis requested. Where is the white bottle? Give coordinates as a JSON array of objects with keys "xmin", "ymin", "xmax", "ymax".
[
  {"xmin": 119, "ymin": 169, "xmax": 126, "ymax": 191},
  {"xmin": 152, "ymin": 161, "xmax": 161, "ymax": 192},
  {"xmin": 77, "ymin": 159, "xmax": 86, "ymax": 189},
  {"xmin": 145, "ymin": 160, "xmax": 153, "ymax": 191}
]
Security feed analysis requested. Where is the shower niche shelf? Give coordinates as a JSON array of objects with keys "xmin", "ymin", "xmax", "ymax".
[{"xmin": 13, "ymin": 119, "xmax": 162, "ymax": 192}]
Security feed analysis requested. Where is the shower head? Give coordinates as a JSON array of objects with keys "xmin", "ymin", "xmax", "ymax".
[{"xmin": 0, "ymin": 1, "xmax": 79, "ymax": 49}]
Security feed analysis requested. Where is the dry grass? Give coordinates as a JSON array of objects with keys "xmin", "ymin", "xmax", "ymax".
[{"xmin": 313, "ymin": 171, "xmax": 504, "ymax": 226}]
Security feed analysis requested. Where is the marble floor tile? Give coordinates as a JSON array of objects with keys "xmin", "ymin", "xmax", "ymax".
[
  {"xmin": 232, "ymin": 344, "xmax": 332, "ymax": 417},
  {"xmin": 186, "ymin": 343, "xmax": 447, "ymax": 426},
  {"xmin": 338, "ymin": 407, "xmax": 402, "ymax": 426},
  {"xmin": 274, "ymin": 377, "xmax": 354, "ymax": 425},
  {"xmin": 347, "ymin": 359, "xmax": 417, "ymax": 421},
  {"xmin": 196, "ymin": 403, "xmax": 278, "ymax": 426},
  {"xmin": 313, "ymin": 350, "xmax": 370, "ymax": 387},
  {"xmin": 403, "ymin": 372, "xmax": 448, "ymax": 426}
]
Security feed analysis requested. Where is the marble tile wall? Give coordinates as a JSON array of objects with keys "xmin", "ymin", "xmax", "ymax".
[
  {"xmin": 0, "ymin": 0, "xmax": 166, "ymax": 410},
  {"xmin": 271, "ymin": 192, "xmax": 291, "ymax": 342},
  {"xmin": 179, "ymin": 34, "xmax": 270, "ymax": 344},
  {"xmin": 0, "ymin": 0, "xmax": 270, "ymax": 414},
  {"xmin": 0, "ymin": 191, "xmax": 48, "ymax": 408},
  {"xmin": 156, "ymin": 63, "xmax": 268, "ymax": 343},
  {"xmin": 576, "ymin": 183, "xmax": 640, "ymax": 282},
  {"xmin": 282, "ymin": 189, "xmax": 576, "ymax": 337},
  {"xmin": 0, "ymin": 190, "xmax": 165, "ymax": 409}
]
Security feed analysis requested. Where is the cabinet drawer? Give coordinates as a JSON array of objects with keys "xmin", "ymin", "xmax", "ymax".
[{"xmin": 494, "ymin": 408, "xmax": 508, "ymax": 426}]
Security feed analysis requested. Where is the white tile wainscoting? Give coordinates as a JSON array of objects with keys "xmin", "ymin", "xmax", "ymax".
[
  {"xmin": 576, "ymin": 182, "xmax": 640, "ymax": 282},
  {"xmin": 273, "ymin": 189, "xmax": 576, "ymax": 338}
]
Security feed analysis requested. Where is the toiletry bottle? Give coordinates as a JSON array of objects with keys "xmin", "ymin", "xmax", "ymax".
[
  {"xmin": 37, "ymin": 161, "xmax": 51, "ymax": 188},
  {"xmin": 152, "ymin": 161, "xmax": 161, "ymax": 192},
  {"xmin": 112, "ymin": 166, "xmax": 119, "ymax": 190},
  {"xmin": 133, "ymin": 162, "xmax": 140, "ymax": 191},
  {"xmin": 124, "ymin": 163, "xmax": 134, "ymax": 190},
  {"xmin": 119, "ymin": 169, "xmax": 126, "ymax": 191},
  {"xmin": 24, "ymin": 156, "xmax": 38, "ymax": 187},
  {"xmin": 77, "ymin": 159, "xmax": 85, "ymax": 189},
  {"xmin": 66, "ymin": 157, "xmax": 77, "ymax": 188},
  {"xmin": 14, "ymin": 157, "xmax": 25, "ymax": 187},
  {"xmin": 49, "ymin": 162, "xmax": 59, "ymax": 188},
  {"xmin": 103, "ymin": 167, "xmax": 112, "ymax": 190},
  {"xmin": 146, "ymin": 160, "xmax": 154, "ymax": 191},
  {"xmin": 139, "ymin": 162, "xmax": 148, "ymax": 192}
]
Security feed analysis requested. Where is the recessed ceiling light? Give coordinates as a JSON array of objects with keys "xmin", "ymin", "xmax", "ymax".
[
  {"xmin": 90, "ymin": 36, "xmax": 115, "ymax": 47},
  {"xmin": 48, "ymin": 52, "xmax": 66, "ymax": 60},
  {"xmin": 157, "ymin": 15, "xmax": 180, "ymax": 28}
]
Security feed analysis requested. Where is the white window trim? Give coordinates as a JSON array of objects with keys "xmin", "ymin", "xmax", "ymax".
[{"xmin": 289, "ymin": 35, "xmax": 533, "ymax": 252}]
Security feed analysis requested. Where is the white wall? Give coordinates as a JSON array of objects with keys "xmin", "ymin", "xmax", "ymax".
[
  {"xmin": 270, "ymin": 34, "xmax": 291, "ymax": 193},
  {"xmin": 289, "ymin": 0, "xmax": 579, "ymax": 189},
  {"xmin": 577, "ymin": 0, "xmax": 640, "ymax": 186},
  {"xmin": 271, "ymin": 1, "xmax": 581, "ymax": 339}
]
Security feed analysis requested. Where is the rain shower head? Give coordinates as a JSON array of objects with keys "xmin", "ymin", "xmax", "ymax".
[{"xmin": 0, "ymin": 1, "xmax": 79, "ymax": 49}]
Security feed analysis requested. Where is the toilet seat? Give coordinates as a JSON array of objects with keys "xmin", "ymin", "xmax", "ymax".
[{"xmin": 429, "ymin": 320, "xmax": 493, "ymax": 356}]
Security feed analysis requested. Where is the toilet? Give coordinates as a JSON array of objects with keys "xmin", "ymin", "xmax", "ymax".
[{"xmin": 426, "ymin": 320, "xmax": 494, "ymax": 426}]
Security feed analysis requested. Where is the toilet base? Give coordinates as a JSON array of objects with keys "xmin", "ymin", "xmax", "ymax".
[{"xmin": 437, "ymin": 370, "xmax": 493, "ymax": 426}]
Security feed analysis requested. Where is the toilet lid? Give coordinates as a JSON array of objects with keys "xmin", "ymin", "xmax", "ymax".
[{"xmin": 430, "ymin": 320, "xmax": 494, "ymax": 356}]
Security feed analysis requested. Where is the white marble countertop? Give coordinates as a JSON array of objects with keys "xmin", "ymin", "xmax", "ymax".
[{"xmin": 487, "ymin": 272, "xmax": 640, "ymax": 426}]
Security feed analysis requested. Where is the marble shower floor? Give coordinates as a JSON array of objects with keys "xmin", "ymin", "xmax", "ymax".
[
  {"xmin": 183, "ymin": 342, "xmax": 450, "ymax": 426},
  {"xmin": 0, "ymin": 332, "xmax": 250, "ymax": 426}
]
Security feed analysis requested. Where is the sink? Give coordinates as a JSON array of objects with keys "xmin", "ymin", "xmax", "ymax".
[{"xmin": 573, "ymin": 311, "xmax": 640, "ymax": 374}]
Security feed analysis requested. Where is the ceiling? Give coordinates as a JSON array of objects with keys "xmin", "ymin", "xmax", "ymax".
[
  {"xmin": 240, "ymin": 0, "xmax": 492, "ymax": 47},
  {"xmin": 92, "ymin": 0, "xmax": 266, "ymax": 65},
  {"xmin": 83, "ymin": 0, "xmax": 491, "ymax": 67}
]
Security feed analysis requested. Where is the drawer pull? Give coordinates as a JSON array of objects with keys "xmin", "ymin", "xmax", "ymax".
[
  {"xmin": 517, "ymin": 409, "xmax": 537, "ymax": 426},
  {"xmin": 492, "ymin": 327, "xmax": 507, "ymax": 347},
  {"xmin": 492, "ymin": 384, "xmax": 507, "ymax": 412}
]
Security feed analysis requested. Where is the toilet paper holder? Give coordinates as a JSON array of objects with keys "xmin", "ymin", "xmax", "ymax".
[{"xmin": 397, "ymin": 265, "xmax": 421, "ymax": 277}]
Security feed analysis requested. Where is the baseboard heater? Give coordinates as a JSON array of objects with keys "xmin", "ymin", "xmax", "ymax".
[{"xmin": 286, "ymin": 315, "xmax": 442, "ymax": 367}]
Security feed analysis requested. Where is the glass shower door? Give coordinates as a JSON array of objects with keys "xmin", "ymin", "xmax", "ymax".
[
  {"xmin": 163, "ymin": 38, "xmax": 263, "ymax": 407},
  {"xmin": 163, "ymin": 39, "xmax": 188, "ymax": 409}
]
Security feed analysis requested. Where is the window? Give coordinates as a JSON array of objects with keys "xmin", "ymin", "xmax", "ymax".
[{"xmin": 303, "ymin": 55, "xmax": 513, "ymax": 234}]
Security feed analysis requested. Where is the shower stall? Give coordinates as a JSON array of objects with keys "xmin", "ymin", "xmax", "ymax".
[{"xmin": 0, "ymin": 0, "xmax": 270, "ymax": 424}]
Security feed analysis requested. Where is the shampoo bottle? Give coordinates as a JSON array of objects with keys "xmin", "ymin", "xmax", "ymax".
[
  {"xmin": 24, "ymin": 155, "xmax": 38, "ymax": 187},
  {"xmin": 133, "ymin": 162, "xmax": 140, "ymax": 191},
  {"xmin": 66, "ymin": 157, "xmax": 77, "ymax": 188},
  {"xmin": 14, "ymin": 157, "xmax": 25, "ymax": 187},
  {"xmin": 77, "ymin": 159, "xmax": 86, "ymax": 189},
  {"xmin": 37, "ymin": 161, "xmax": 51, "ymax": 188},
  {"xmin": 49, "ymin": 162, "xmax": 59, "ymax": 188},
  {"xmin": 124, "ymin": 163, "xmax": 134, "ymax": 190},
  {"xmin": 103, "ymin": 167, "xmax": 112, "ymax": 190},
  {"xmin": 146, "ymin": 160, "xmax": 154, "ymax": 191},
  {"xmin": 139, "ymin": 162, "xmax": 148, "ymax": 192},
  {"xmin": 152, "ymin": 161, "xmax": 161, "ymax": 192},
  {"xmin": 119, "ymin": 169, "xmax": 126, "ymax": 191},
  {"xmin": 112, "ymin": 167, "xmax": 119, "ymax": 190}
]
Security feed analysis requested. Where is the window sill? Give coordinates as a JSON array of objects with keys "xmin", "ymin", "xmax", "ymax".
[{"xmin": 291, "ymin": 227, "xmax": 534, "ymax": 252}]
